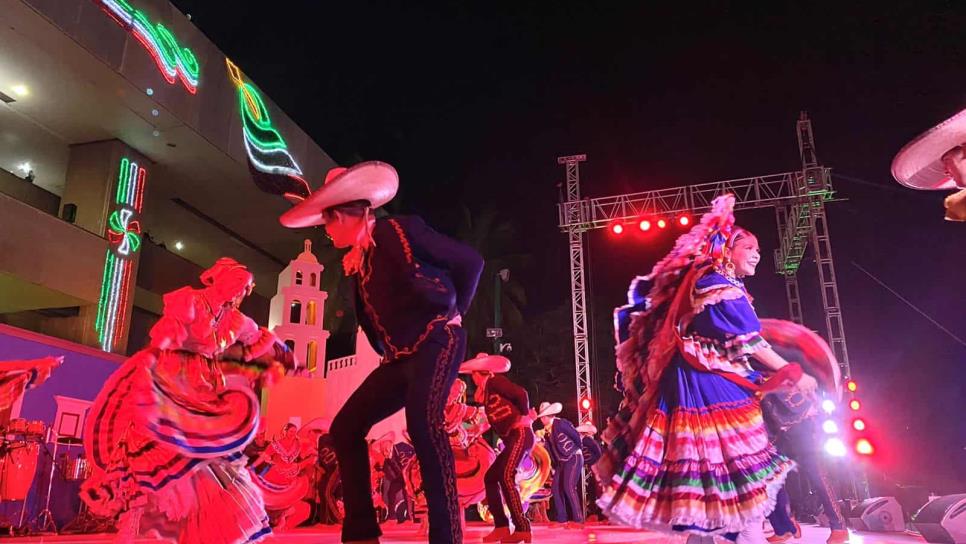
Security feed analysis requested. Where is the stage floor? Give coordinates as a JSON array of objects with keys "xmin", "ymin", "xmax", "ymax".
[{"xmin": 5, "ymin": 523, "xmax": 929, "ymax": 544}]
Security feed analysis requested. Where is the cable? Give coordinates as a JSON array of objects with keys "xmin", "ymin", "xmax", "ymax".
[{"xmin": 851, "ymin": 261, "xmax": 966, "ymax": 349}]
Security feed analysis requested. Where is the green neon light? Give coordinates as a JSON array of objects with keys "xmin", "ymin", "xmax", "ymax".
[
  {"xmin": 99, "ymin": 0, "xmax": 199, "ymax": 93},
  {"xmin": 117, "ymin": 157, "xmax": 129, "ymax": 205},
  {"xmin": 239, "ymin": 83, "xmax": 288, "ymax": 151},
  {"xmin": 95, "ymin": 251, "xmax": 115, "ymax": 333}
]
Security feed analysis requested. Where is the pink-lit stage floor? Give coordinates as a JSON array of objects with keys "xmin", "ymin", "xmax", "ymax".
[{"xmin": 6, "ymin": 523, "xmax": 931, "ymax": 544}]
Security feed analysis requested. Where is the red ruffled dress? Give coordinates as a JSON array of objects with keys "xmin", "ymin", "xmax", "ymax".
[{"xmin": 82, "ymin": 287, "xmax": 290, "ymax": 544}]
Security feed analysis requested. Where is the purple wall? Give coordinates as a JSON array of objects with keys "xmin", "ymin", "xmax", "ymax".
[
  {"xmin": 0, "ymin": 324, "xmax": 121, "ymax": 423},
  {"xmin": 0, "ymin": 325, "xmax": 123, "ymax": 526}
]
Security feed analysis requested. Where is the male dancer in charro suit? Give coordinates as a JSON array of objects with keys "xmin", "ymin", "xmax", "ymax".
[{"xmin": 278, "ymin": 161, "xmax": 484, "ymax": 544}]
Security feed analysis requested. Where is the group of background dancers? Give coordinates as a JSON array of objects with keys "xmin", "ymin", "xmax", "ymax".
[{"xmin": 68, "ymin": 102, "xmax": 966, "ymax": 544}]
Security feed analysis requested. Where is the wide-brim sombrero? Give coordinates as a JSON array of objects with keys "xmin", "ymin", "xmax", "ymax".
[
  {"xmin": 458, "ymin": 353, "xmax": 511, "ymax": 374},
  {"xmin": 537, "ymin": 402, "xmax": 562, "ymax": 418},
  {"xmin": 892, "ymin": 108, "xmax": 966, "ymax": 191},
  {"xmin": 280, "ymin": 161, "xmax": 398, "ymax": 228},
  {"xmin": 759, "ymin": 318, "xmax": 842, "ymax": 400}
]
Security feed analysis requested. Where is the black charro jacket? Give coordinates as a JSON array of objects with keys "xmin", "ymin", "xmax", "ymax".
[{"xmin": 354, "ymin": 216, "xmax": 484, "ymax": 361}]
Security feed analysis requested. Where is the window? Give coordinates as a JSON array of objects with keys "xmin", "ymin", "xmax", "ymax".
[
  {"xmin": 310, "ymin": 272, "xmax": 317, "ymax": 287},
  {"xmin": 289, "ymin": 300, "xmax": 302, "ymax": 323},
  {"xmin": 307, "ymin": 341, "xmax": 318, "ymax": 373},
  {"xmin": 284, "ymin": 339, "xmax": 295, "ymax": 351},
  {"xmin": 295, "ymin": 271, "xmax": 303, "ymax": 285},
  {"xmin": 307, "ymin": 300, "xmax": 317, "ymax": 325}
]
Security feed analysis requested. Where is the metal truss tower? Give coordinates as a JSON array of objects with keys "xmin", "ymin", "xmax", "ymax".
[{"xmin": 557, "ymin": 114, "xmax": 858, "ymax": 509}]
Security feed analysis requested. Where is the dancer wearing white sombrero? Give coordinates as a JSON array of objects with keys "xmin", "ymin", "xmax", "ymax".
[
  {"xmin": 892, "ymin": 106, "xmax": 966, "ymax": 220},
  {"xmin": 538, "ymin": 402, "xmax": 584, "ymax": 529},
  {"xmin": 461, "ymin": 353, "xmax": 535, "ymax": 543},
  {"xmin": 273, "ymin": 162, "xmax": 484, "ymax": 544}
]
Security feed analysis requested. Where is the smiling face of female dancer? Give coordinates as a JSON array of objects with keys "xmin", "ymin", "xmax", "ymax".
[{"xmin": 729, "ymin": 231, "xmax": 760, "ymax": 278}]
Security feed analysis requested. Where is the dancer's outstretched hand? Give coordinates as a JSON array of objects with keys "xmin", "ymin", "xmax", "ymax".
[{"xmin": 447, "ymin": 314, "xmax": 463, "ymax": 327}]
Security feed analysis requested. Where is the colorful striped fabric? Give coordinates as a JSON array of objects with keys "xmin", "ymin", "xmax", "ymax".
[
  {"xmin": 82, "ymin": 349, "xmax": 268, "ymax": 543},
  {"xmin": 598, "ymin": 359, "xmax": 793, "ymax": 535}
]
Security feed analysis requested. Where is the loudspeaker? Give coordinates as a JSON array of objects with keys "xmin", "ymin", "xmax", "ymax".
[
  {"xmin": 62, "ymin": 203, "xmax": 77, "ymax": 223},
  {"xmin": 913, "ymin": 494, "xmax": 966, "ymax": 544},
  {"xmin": 848, "ymin": 497, "xmax": 905, "ymax": 532}
]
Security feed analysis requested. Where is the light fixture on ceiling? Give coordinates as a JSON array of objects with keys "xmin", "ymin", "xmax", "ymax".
[
  {"xmin": 146, "ymin": 87, "xmax": 154, "ymax": 96},
  {"xmin": 11, "ymin": 84, "xmax": 29, "ymax": 97},
  {"xmin": 174, "ymin": 241, "xmax": 184, "ymax": 251},
  {"xmin": 17, "ymin": 162, "xmax": 32, "ymax": 174}
]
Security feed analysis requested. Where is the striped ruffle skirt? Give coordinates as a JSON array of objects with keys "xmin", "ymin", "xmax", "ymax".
[
  {"xmin": 597, "ymin": 358, "xmax": 793, "ymax": 535},
  {"xmin": 82, "ymin": 349, "xmax": 270, "ymax": 544}
]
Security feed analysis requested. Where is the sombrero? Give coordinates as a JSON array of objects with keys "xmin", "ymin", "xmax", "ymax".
[
  {"xmin": 892, "ymin": 107, "xmax": 966, "ymax": 191},
  {"xmin": 297, "ymin": 417, "xmax": 331, "ymax": 443},
  {"xmin": 280, "ymin": 161, "xmax": 399, "ymax": 228},
  {"xmin": 759, "ymin": 318, "xmax": 842, "ymax": 400},
  {"xmin": 537, "ymin": 402, "xmax": 562, "ymax": 418},
  {"xmin": 458, "ymin": 353, "xmax": 511, "ymax": 374},
  {"xmin": 575, "ymin": 423, "xmax": 598, "ymax": 435}
]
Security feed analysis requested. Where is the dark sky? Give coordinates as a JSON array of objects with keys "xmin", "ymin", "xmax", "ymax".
[{"xmin": 172, "ymin": 1, "xmax": 966, "ymax": 494}]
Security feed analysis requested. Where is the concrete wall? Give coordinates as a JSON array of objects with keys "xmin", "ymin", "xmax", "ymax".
[
  {"xmin": 0, "ymin": 192, "xmax": 107, "ymax": 305},
  {"xmin": 20, "ymin": 0, "xmax": 334, "ymax": 186},
  {"xmin": 0, "ymin": 168, "xmax": 59, "ymax": 215}
]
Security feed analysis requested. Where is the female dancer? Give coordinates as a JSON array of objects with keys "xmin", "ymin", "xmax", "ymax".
[
  {"xmin": 251, "ymin": 423, "xmax": 315, "ymax": 530},
  {"xmin": 82, "ymin": 258, "xmax": 295, "ymax": 544},
  {"xmin": 596, "ymin": 195, "xmax": 816, "ymax": 544}
]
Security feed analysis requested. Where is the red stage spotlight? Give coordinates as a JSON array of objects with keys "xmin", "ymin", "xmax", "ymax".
[
  {"xmin": 852, "ymin": 418, "xmax": 866, "ymax": 431},
  {"xmin": 678, "ymin": 215, "xmax": 690, "ymax": 226},
  {"xmin": 846, "ymin": 379, "xmax": 858, "ymax": 393},
  {"xmin": 849, "ymin": 399, "xmax": 861, "ymax": 411},
  {"xmin": 611, "ymin": 223, "xmax": 624, "ymax": 235},
  {"xmin": 639, "ymin": 219, "xmax": 651, "ymax": 231},
  {"xmin": 855, "ymin": 438, "xmax": 874, "ymax": 455},
  {"xmin": 580, "ymin": 397, "xmax": 592, "ymax": 411},
  {"xmin": 657, "ymin": 219, "xmax": 667, "ymax": 229}
]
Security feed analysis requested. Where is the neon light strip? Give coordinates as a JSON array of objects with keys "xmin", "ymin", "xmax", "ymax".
[
  {"xmin": 226, "ymin": 59, "xmax": 309, "ymax": 197},
  {"xmin": 96, "ymin": 156, "xmax": 148, "ymax": 352},
  {"xmin": 98, "ymin": 0, "xmax": 199, "ymax": 94}
]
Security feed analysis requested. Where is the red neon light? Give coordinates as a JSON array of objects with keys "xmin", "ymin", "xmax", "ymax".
[
  {"xmin": 132, "ymin": 31, "xmax": 177, "ymax": 85},
  {"xmin": 113, "ymin": 262, "xmax": 133, "ymax": 348},
  {"xmin": 134, "ymin": 167, "xmax": 147, "ymax": 212}
]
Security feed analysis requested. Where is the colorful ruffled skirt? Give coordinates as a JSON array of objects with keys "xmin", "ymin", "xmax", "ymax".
[
  {"xmin": 597, "ymin": 357, "xmax": 793, "ymax": 535},
  {"xmin": 82, "ymin": 349, "xmax": 271, "ymax": 544}
]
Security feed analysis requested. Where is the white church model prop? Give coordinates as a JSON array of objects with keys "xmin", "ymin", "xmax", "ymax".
[
  {"xmin": 268, "ymin": 239, "xmax": 330, "ymax": 377},
  {"xmin": 260, "ymin": 239, "xmax": 404, "ymax": 441}
]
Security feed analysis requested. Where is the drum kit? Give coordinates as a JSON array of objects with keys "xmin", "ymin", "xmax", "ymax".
[{"xmin": 0, "ymin": 418, "xmax": 105, "ymax": 535}]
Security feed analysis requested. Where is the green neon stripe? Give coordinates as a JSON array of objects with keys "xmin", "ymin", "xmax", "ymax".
[
  {"xmin": 95, "ymin": 252, "xmax": 116, "ymax": 333},
  {"xmin": 117, "ymin": 158, "xmax": 129, "ymax": 204}
]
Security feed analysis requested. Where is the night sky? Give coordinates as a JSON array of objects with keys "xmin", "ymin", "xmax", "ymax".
[{"xmin": 172, "ymin": 1, "xmax": 965, "ymax": 494}]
